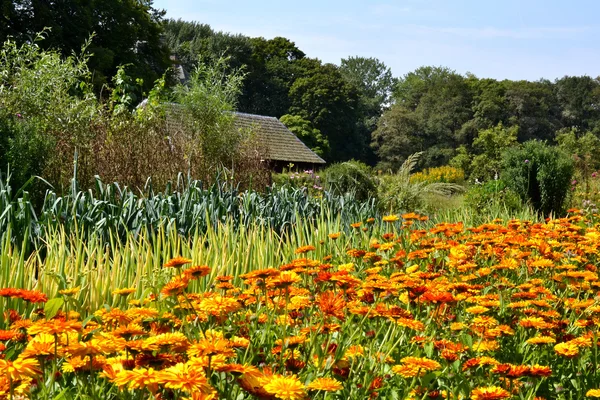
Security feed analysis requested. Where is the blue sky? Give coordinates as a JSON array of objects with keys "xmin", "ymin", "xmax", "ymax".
[{"xmin": 153, "ymin": 0, "xmax": 600, "ymax": 81}]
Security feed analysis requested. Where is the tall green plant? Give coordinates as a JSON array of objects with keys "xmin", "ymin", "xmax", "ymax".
[
  {"xmin": 172, "ymin": 56, "xmax": 246, "ymax": 173},
  {"xmin": 501, "ymin": 141, "xmax": 574, "ymax": 216}
]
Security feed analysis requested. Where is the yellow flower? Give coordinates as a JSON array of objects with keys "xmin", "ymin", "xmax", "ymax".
[
  {"xmin": 263, "ymin": 374, "xmax": 306, "ymax": 400},
  {"xmin": 112, "ymin": 287, "xmax": 136, "ymax": 296},
  {"xmin": 554, "ymin": 342, "xmax": 579, "ymax": 357},
  {"xmin": 383, "ymin": 214, "xmax": 399, "ymax": 223},
  {"xmin": 157, "ymin": 362, "xmax": 213, "ymax": 394},
  {"xmin": 587, "ymin": 389, "xmax": 600, "ymax": 397},
  {"xmin": 470, "ymin": 386, "xmax": 511, "ymax": 400},
  {"xmin": 307, "ymin": 377, "xmax": 342, "ymax": 391}
]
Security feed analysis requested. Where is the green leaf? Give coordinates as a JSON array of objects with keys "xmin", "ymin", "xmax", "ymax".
[{"xmin": 44, "ymin": 297, "xmax": 64, "ymax": 320}]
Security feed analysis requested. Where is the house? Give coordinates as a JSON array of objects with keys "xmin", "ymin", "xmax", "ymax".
[
  {"xmin": 162, "ymin": 103, "xmax": 326, "ymax": 171},
  {"xmin": 232, "ymin": 112, "xmax": 326, "ymax": 171}
]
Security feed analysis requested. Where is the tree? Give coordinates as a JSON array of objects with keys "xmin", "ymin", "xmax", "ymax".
[
  {"xmin": 239, "ymin": 37, "xmax": 305, "ymax": 117},
  {"xmin": 280, "ymin": 114, "xmax": 329, "ymax": 157},
  {"xmin": 378, "ymin": 66, "xmax": 473, "ymax": 169},
  {"xmin": 371, "ymin": 105, "xmax": 421, "ymax": 171},
  {"xmin": 554, "ymin": 76, "xmax": 600, "ymax": 133},
  {"xmin": 288, "ymin": 60, "xmax": 364, "ymax": 162},
  {"xmin": 340, "ymin": 56, "xmax": 395, "ymax": 123},
  {"xmin": 468, "ymin": 123, "xmax": 519, "ymax": 180},
  {"xmin": 503, "ymin": 79, "xmax": 561, "ymax": 142},
  {"xmin": 1, "ymin": 0, "xmax": 171, "ymax": 93}
]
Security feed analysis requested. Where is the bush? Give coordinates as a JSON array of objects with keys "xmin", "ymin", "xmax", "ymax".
[
  {"xmin": 410, "ymin": 165, "xmax": 464, "ymax": 185},
  {"xmin": 464, "ymin": 180, "xmax": 523, "ymax": 215},
  {"xmin": 501, "ymin": 141, "xmax": 574, "ymax": 216},
  {"xmin": 323, "ymin": 160, "xmax": 377, "ymax": 201}
]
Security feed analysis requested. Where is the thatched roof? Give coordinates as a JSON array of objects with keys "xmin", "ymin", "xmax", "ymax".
[
  {"xmin": 162, "ymin": 103, "xmax": 325, "ymax": 165},
  {"xmin": 233, "ymin": 112, "xmax": 325, "ymax": 165}
]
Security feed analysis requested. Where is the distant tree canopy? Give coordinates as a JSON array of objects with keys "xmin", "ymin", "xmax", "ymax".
[
  {"xmin": 0, "ymin": 0, "xmax": 171, "ymax": 92},
  {"xmin": 374, "ymin": 66, "xmax": 600, "ymax": 171}
]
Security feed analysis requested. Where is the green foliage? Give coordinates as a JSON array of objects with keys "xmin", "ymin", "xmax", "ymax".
[
  {"xmin": 0, "ymin": 34, "xmax": 97, "ymax": 189},
  {"xmin": 289, "ymin": 61, "xmax": 365, "ymax": 162},
  {"xmin": 501, "ymin": 141, "xmax": 575, "ymax": 216},
  {"xmin": 378, "ymin": 153, "xmax": 464, "ymax": 212},
  {"xmin": 0, "ymin": 0, "xmax": 170, "ymax": 92},
  {"xmin": 452, "ymin": 123, "xmax": 519, "ymax": 180},
  {"xmin": 0, "ymin": 172, "xmax": 378, "ymax": 251},
  {"xmin": 464, "ymin": 180, "xmax": 523, "ymax": 216},
  {"xmin": 279, "ymin": 114, "xmax": 329, "ymax": 157},
  {"xmin": 323, "ymin": 161, "xmax": 377, "ymax": 201},
  {"xmin": 172, "ymin": 56, "xmax": 246, "ymax": 171}
]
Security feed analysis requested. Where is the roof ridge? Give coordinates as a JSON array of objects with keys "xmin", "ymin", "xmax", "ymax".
[{"xmin": 232, "ymin": 111, "xmax": 279, "ymax": 121}]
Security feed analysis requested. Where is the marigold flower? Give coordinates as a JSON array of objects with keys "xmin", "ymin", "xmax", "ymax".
[
  {"xmin": 157, "ymin": 362, "xmax": 213, "ymax": 393},
  {"xmin": 111, "ymin": 367, "xmax": 159, "ymax": 391},
  {"xmin": 383, "ymin": 214, "xmax": 399, "ymax": 223},
  {"xmin": 163, "ymin": 257, "xmax": 193, "ymax": 268},
  {"xmin": 0, "ymin": 356, "xmax": 42, "ymax": 381},
  {"xmin": 554, "ymin": 342, "xmax": 579, "ymax": 357},
  {"xmin": 112, "ymin": 288, "xmax": 136, "ymax": 296},
  {"xmin": 295, "ymin": 245, "xmax": 316, "ymax": 254},
  {"xmin": 307, "ymin": 377, "xmax": 342, "ymax": 391},
  {"xmin": 587, "ymin": 389, "xmax": 600, "ymax": 397},
  {"xmin": 470, "ymin": 386, "xmax": 511, "ymax": 400},
  {"xmin": 0, "ymin": 288, "xmax": 48, "ymax": 303},
  {"xmin": 263, "ymin": 374, "xmax": 306, "ymax": 400}
]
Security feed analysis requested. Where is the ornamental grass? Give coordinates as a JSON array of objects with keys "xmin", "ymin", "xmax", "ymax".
[{"xmin": 3, "ymin": 211, "xmax": 600, "ymax": 398}]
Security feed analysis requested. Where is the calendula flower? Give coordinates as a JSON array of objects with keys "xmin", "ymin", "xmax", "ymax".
[
  {"xmin": 112, "ymin": 288, "xmax": 136, "ymax": 296},
  {"xmin": 157, "ymin": 362, "xmax": 213, "ymax": 393},
  {"xmin": 383, "ymin": 214, "xmax": 399, "ymax": 222},
  {"xmin": 470, "ymin": 386, "xmax": 511, "ymax": 399},
  {"xmin": 163, "ymin": 257, "xmax": 193, "ymax": 268},
  {"xmin": 587, "ymin": 389, "xmax": 600, "ymax": 397},
  {"xmin": 0, "ymin": 288, "xmax": 48, "ymax": 303},
  {"xmin": 554, "ymin": 342, "xmax": 579, "ymax": 357},
  {"xmin": 263, "ymin": 374, "xmax": 306, "ymax": 400},
  {"xmin": 295, "ymin": 245, "xmax": 316, "ymax": 254},
  {"xmin": 307, "ymin": 377, "xmax": 342, "ymax": 391}
]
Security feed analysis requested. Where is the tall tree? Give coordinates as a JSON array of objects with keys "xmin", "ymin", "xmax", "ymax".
[
  {"xmin": 289, "ymin": 60, "xmax": 364, "ymax": 162},
  {"xmin": 554, "ymin": 75, "xmax": 600, "ymax": 133},
  {"xmin": 1, "ymin": 0, "xmax": 171, "ymax": 93}
]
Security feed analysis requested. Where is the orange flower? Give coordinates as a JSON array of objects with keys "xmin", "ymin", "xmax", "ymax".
[
  {"xmin": 554, "ymin": 342, "xmax": 579, "ymax": 357},
  {"xmin": 263, "ymin": 374, "xmax": 306, "ymax": 400},
  {"xmin": 157, "ymin": 362, "xmax": 214, "ymax": 394},
  {"xmin": 307, "ymin": 377, "xmax": 342, "ymax": 391},
  {"xmin": 470, "ymin": 386, "xmax": 511, "ymax": 400},
  {"xmin": 0, "ymin": 288, "xmax": 48, "ymax": 303},
  {"xmin": 587, "ymin": 389, "xmax": 600, "ymax": 397},
  {"xmin": 163, "ymin": 257, "xmax": 193, "ymax": 268},
  {"xmin": 295, "ymin": 245, "xmax": 316, "ymax": 254}
]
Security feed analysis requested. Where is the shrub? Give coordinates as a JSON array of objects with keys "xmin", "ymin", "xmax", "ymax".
[
  {"xmin": 410, "ymin": 165, "xmax": 464, "ymax": 185},
  {"xmin": 501, "ymin": 141, "xmax": 574, "ymax": 216},
  {"xmin": 323, "ymin": 160, "xmax": 377, "ymax": 201},
  {"xmin": 464, "ymin": 180, "xmax": 523, "ymax": 216}
]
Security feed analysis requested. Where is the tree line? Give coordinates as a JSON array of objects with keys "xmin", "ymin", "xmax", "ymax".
[{"xmin": 2, "ymin": 2, "xmax": 600, "ymax": 173}]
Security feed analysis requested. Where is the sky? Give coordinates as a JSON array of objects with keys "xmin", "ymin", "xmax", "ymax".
[{"xmin": 153, "ymin": 0, "xmax": 600, "ymax": 81}]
